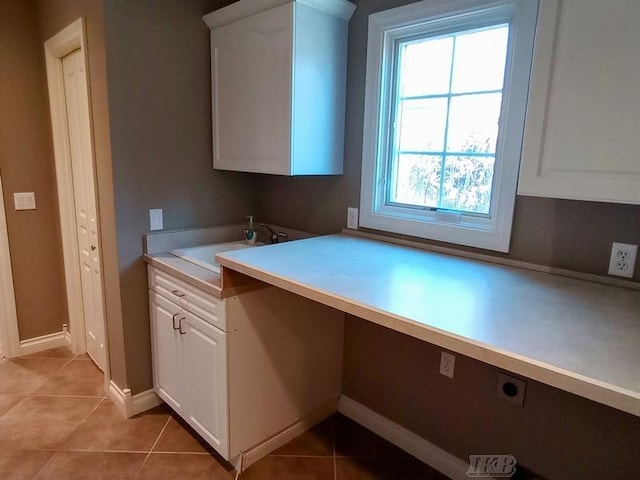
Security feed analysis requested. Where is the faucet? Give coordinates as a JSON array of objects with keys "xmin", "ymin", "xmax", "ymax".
[{"xmin": 260, "ymin": 223, "xmax": 288, "ymax": 244}]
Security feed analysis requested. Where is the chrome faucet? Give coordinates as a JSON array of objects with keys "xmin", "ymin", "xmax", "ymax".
[{"xmin": 260, "ymin": 223, "xmax": 288, "ymax": 244}]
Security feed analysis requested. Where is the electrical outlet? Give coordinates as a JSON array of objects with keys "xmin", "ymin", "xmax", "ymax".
[
  {"xmin": 347, "ymin": 207, "xmax": 359, "ymax": 229},
  {"xmin": 608, "ymin": 242, "xmax": 637, "ymax": 279},
  {"xmin": 439, "ymin": 351, "xmax": 455, "ymax": 378},
  {"xmin": 496, "ymin": 373, "xmax": 526, "ymax": 407},
  {"xmin": 149, "ymin": 209, "xmax": 163, "ymax": 231}
]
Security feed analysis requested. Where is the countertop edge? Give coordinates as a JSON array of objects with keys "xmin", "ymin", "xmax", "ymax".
[
  {"xmin": 217, "ymin": 254, "xmax": 640, "ymax": 418},
  {"xmin": 144, "ymin": 254, "xmax": 223, "ymax": 298}
]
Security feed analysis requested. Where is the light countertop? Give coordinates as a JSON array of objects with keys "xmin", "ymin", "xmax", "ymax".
[{"xmin": 216, "ymin": 234, "xmax": 640, "ymax": 417}]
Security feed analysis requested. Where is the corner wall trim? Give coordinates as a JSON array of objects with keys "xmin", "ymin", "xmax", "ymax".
[
  {"xmin": 108, "ymin": 381, "xmax": 163, "ymax": 419},
  {"xmin": 131, "ymin": 389, "xmax": 163, "ymax": 417},
  {"xmin": 19, "ymin": 331, "xmax": 68, "ymax": 356},
  {"xmin": 108, "ymin": 380, "xmax": 132, "ymax": 418},
  {"xmin": 338, "ymin": 395, "xmax": 495, "ymax": 480}
]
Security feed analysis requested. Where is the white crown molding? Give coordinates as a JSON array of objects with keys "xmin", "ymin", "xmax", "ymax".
[{"xmin": 203, "ymin": 0, "xmax": 356, "ymax": 28}]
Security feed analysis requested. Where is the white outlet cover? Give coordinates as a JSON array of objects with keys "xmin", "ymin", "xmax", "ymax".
[
  {"xmin": 608, "ymin": 242, "xmax": 637, "ymax": 279},
  {"xmin": 149, "ymin": 209, "xmax": 163, "ymax": 231},
  {"xmin": 347, "ymin": 207, "xmax": 359, "ymax": 229},
  {"xmin": 439, "ymin": 351, "xmax": 455, "ymax": 378}
]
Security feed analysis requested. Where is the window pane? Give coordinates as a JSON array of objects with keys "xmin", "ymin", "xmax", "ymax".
[
  {"xmin": 391, "ymin": 154, "xmax": 442, "ymax": 207},
  {"xmin": 451, "ymin": 26, "xmax": 509, "ymax": 94},
  {"xmin": 440, "ymin": 155, "xmax": 494, "ymax": 213},
  {"xmin": 397, "ymin": 98, "xmax": 448, "ymax": 152},
  {"xmin": 446, "ymin": 93, "xmax": 502, "ymax": 154},
  {"xmin": 400, "ymin": 37, "xmax": 453, "ymax": 97}
]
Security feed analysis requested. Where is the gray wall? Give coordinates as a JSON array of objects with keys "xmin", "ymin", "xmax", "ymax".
[
  {"xmin": 255, "ymin": 0, "xmax": 640, "ymax": 478},
  {"xmin": 103, "ymin": 0, "xmax": 255, "ymax": 393},
  {"xmin": 0, "ymin": 0, "xmax": 68, "ymax": 341}
]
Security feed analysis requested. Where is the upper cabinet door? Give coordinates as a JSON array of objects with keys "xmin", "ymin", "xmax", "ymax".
[
  {"xmin": 212, "ymin": 4, "xmax": 293, "ymax": 175},
  {"xmin": 519, "ymin": 0, "xmax": 640, "ymax": 204},
  {"xmin": 205, "ymin": 0, "xmax": 355, "ymax": 176}
]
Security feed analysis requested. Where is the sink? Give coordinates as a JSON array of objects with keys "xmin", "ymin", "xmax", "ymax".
[{"xmin": 171, "ymin": 241, "xmax": 262, "ymax": 274}]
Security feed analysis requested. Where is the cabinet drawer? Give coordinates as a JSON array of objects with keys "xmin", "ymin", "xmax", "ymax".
[{"xmin": 148, "ymin": 266, "xmax": 226, "ymax": 331}]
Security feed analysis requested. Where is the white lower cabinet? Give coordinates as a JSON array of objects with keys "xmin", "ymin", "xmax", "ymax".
[
  {"xmin": 183, "ymin": 313, "xmax": 228, "ymax": 453},
  {"xmin": 148, "ymin": 265, "xmax": 343, "ymax": 470},
  {"xmin": 148, "ymin": 268, "xmax": 228, "ymax": 458}
]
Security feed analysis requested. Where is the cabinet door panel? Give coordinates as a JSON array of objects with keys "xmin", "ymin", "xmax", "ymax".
[
  {"xmin": 520, "ymin": 0, "xmax": 640, "ymax": 204},
  {"xmin": 149, "ymin": 291, "xmax": 184, "ymax": 413},
  {"xmin": 185, "ymin": 314, "xmax": 229, "ymax": 458},
  {"xmin": 212, "ymin": 3, "xmax": 292, "ymax": 174}
]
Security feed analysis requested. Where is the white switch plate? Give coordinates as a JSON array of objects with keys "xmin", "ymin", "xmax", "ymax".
[
  {"xmin": 14, "ymin": 192, "xmax": 36, "ymax": 211},
  {"xmin": 149, "ymin": 209, "xmax": 163, "ymax": 231},
  {"xmin": 347, "ymin": 207, "xmax": 359, "ymax": 229}
]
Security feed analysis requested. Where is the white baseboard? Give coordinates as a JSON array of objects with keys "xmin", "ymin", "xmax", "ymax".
[
  {"xmin": 108, "ymin": 381, "xmax": 163, "ymax": 419},
  {"xmin": 131, "ymin": 389, "xmax": 163, "ymax": 416},
  {"xmin": 108, "ymin": 380, "xmax": 132, "ymax": 418},
  {"xmin": 240, "ymin": 399, "xmax": 338, "ymax": 472},
  {"xmin": 20, "ymin": 331, "xmax": 68, "ymax": 356},
  {"xmin": 338, "ymin": 395, "xmax": 491, "ymax": 480}
]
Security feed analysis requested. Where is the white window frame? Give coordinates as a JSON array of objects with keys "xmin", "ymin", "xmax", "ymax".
[{"xmin": 359, "ymin": 0, "xmax": 539, "ymax": 252}]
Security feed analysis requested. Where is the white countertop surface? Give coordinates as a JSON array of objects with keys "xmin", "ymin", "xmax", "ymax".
[{"xmin": 216, "ymin": 234, "xmax": 640, "ymax": 416}]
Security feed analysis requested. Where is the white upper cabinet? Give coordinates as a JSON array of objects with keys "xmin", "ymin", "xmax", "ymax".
[
  {"xmin": 519, "ymin": 0, "xmax": 640, "ymax": 204},
  {"xmin": 204, "ymin": 0, "xmax": 355, "ymax": 176}
]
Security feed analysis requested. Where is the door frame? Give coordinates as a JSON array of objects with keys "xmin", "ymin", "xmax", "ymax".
[
  {"xmin": 44, "ymin": 18, "xmax": 109, "ymax": 376},
  {"xmin": 0, "ymin": 174, "xmax": 20, "ymax": 358}
]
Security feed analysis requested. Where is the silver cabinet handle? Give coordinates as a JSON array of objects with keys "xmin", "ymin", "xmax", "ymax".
[
  {"xmin": 178, "ymin": 317, "xmax": 186, "ymax": 335},
  {"xmin": 171, "ymin": 289, "xmax": 186, "ymax": 298}
]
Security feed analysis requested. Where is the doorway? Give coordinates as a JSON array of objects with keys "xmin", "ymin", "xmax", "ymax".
[
  {"xmin": 0, "ymin": 174, "xmax": 20, "ymax": 358},
  {"xmin": 44, "ymin": 19, "xmax": 108, "ymax": 373}
]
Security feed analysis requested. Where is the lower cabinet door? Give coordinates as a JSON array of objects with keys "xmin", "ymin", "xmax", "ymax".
[
  {"xmin": 184, "ymin": 313, "xmax": 229, "ymax": 458},
  {"xmin": 149, "ymin": 291, "xmax": 185, "ymax": 413}
]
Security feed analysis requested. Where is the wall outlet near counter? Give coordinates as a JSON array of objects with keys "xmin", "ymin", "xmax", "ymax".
[
  {"xmin": 347, "ymin": 207, "xmax": 358, "ymax": 229},
  {"xmin": 608, "ymin": 242, "xmax": 637, "ymax": 278},
  {"xmin": 439, "ymin": 351, "xmax": 455, "ymax": 378},
  {"xmin": 149, "ymin": 209, "xmax": 163, "ymax": 231}
]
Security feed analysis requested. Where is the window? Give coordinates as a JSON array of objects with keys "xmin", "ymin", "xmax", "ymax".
[{"xmin": 359, "ymin": 0, "xmax": 539, "ymax": 252}]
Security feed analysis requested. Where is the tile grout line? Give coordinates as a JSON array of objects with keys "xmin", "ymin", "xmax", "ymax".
[{"xmin": 133, "ymin": 414, "xmax": 172, "ymax": 479}]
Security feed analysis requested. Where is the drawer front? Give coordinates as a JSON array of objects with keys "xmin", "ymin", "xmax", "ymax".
[{"xmin": 148, "ymin": 266, "xmax": 225, "ymax": 331}]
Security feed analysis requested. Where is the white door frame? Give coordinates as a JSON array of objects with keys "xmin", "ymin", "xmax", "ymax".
[
  {"xmin": 0, "ymin": 175, "xmax": 20, "ymax": 358},
  {"xmin": 44, "ymin": 18, "xmax": 109, "ymax": 377}
]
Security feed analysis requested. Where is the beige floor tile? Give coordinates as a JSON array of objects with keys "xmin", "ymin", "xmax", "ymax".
[
  {"xmin": 22, "ymin": 346, "xmax": 75, "ymax": 359},
  {"xmin": 32, "ymin": 451, "xmax": 146, "ymax": 480},
  {"xmin": 0, "ymin": 394, "xmax": 24, "ymax": 418},
  {"xmin": 0, "ymin": 395, "xmax": 101, "ymax": 450},
  {"xmin": 241, "ymin": 456, "xmax": 334, "ymax": 480},
  {"xmin": 33, "ymin": 358, "xmax": 105, "ymax": 397},
  {"xmin": 0, "ymin": 358, "xmax": 71, "ymax": 395},
  {"xmin": 0, "ymin": 450, "xmax": 54, "ymax": 480},
  {"xmin": 137, "ymin": 453, "xmax": 235, "ymax": 480},
  {"xmin": 152, "ymin": 416, "xmax": 209, "ymax": 453},
  {"xmin": 63, "ymin": 400, "xmax": 170, "ymax": 452}
]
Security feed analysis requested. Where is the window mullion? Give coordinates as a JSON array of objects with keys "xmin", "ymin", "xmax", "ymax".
[{"xmin": 438, "ymin": 35, "xmax": 457, "ymax": 210}]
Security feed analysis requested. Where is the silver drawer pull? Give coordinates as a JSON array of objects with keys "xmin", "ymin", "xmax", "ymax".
[
  {"xmin": 171, "ymin": 289, "xmax": 186, "ymax": 298},
  {"xmin": 178, "ymin": 317, "xmax": 186, "ymax": 335}
]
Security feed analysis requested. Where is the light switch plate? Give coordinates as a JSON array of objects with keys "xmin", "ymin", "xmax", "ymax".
[
  {"xmin": 14, "ymin": 192, "xmax": 36, "ymax": 210},
  {"xmin": 149, "ymin": 209, "xmax": 163, "ymax": 231}
]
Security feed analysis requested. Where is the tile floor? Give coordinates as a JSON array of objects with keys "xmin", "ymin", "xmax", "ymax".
[{"xmin": 0, "ymin": 347, "xmax": 449, "ymax": 479}]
